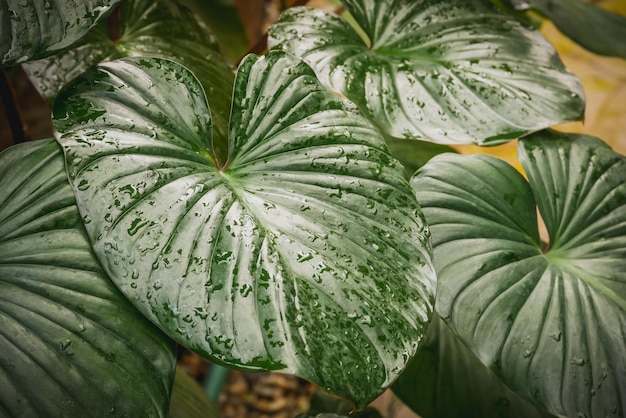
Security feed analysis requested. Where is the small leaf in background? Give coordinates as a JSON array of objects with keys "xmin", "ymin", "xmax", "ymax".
[
  {"xmin": 411, "ymin": 131, "xmax": 626, "ymax": 417},
  {"xmin": 22, "ymin": 0, "xmax": 235, "ymax": 161},
  {"xmin": 53, "ymin": 53, "xmax": 436, "ymax": 407},
  {"xmin": 268, "ymin": 0, "xmax": 584, "ymax": 145},
  {"xmin": 392, "ymin": 314, "xmax": 555, "ymax": 418},
  {"xmin": 0, "ymin": 139, "xmax": 176, "ymax": 417},
  {"xmin": 0, "ymin": 0, "xmax": 121, "ymax": 66},
  {"xmin": 506, "ymin": 0, "xmax": 626, "ymax": 59},
  {"xmin": 168, "ymin": 368, "xmax": 220, "ymax": 418}
]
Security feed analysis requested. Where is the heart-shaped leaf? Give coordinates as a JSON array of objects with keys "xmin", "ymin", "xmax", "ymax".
[
  {"xmin": 22, "ymin": 0, "xmax": 234, "ymax": 160},
  {"xmin": 507, "ymin": 0, "xmax": 626, "ymax": 60},
  {"xmin": 392, "ymin": 314, "xmax": 555, "ymax": 418},
  {"xmin": 53, "ymin": 53, "xmax": 436, "ymax": 406},
  {"xmin": 0, "ymin": 139, "xmax": 176, "ymax": 417},
  {"xmin": 410, "ymin": 131, "xmax": 626, "ymax": 417},
  {"xmin": 0, "ymin": 0, "xmax": 120, "ymax": 66},
  {"xmin": 268, "ymin": 0, "xmax": 584, "ymax": 145}
]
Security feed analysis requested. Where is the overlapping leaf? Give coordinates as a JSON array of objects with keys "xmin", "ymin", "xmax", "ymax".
[
  {"xmin": 23, "ymin": 0, "xmax": 234, "ymax": 160},
  {"xmin": 392, "ymin": 314, "xmax": 555, "ymax": 418},
  {"xmin": 268, "ymin": 0, "xmax": 584, "ymax": 145},
  {"xmin": 0, "ymin": 0, "xmax": 120, "ymax": 66},
  {"xmin": 168, "ymin": 368, "xmax": 219, "ymax": 418},
  {"xmin": 411, "ymin": 131, "xmax": 626, "ymax": 417},
  {"xmin": 0, "ymin": 139, "xmax": 176, "ymax": 417},
  {"xmin": 53, "ymin": 53, "xmax": 436, "ymax": 406}
]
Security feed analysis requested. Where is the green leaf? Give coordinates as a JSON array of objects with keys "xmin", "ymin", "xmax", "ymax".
[
  {"xmin": 0, "ymin": 0, "xmax": 120, "ymax": 66},
  {"xmin": 175, "ymin": 0, "xmax": 249, "ymax": 64},
  {"xmin": 385, "ymin": 136, "xmax": 455, "ymax": 178},
  {"xmin": 22, "ymin": 0, "xmax": 234, "ymax": 161},
  {"xmin": 168, "ymin": 368, "xmax": 219, "ymax": 418},
  {"xmin": 410, "ymin": 131, "xmax": 626, "ymax": 417},
  {"xmin": 52, "ymin": 53, "xmax": 436, "ymax": 407},
  {"xmin": 392, "ymin": 314, "xmax": 555, "ymax": 418},
  {"xmin": 268, "ymin": 0, "xmax": 584, "ymax": 145},
  {"xmin": 507, "ymin": 0, "xmax": 626, "ymax": 60},
  {"xmin": 0, "ymin": 139, "xmax": 176, "ymax": 417}
]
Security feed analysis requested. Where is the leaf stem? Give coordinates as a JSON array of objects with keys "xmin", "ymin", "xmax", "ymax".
[
  {"xmin": 203, "ymin": 363, "xmax": 230, "ymax": 402},
  {"xmin": 0, "ymin": 68, "xmax": 27, "ymax": 145},
  {"xmin": 107, "ymin": 5, "xmax": 123, "ymax": 42}
]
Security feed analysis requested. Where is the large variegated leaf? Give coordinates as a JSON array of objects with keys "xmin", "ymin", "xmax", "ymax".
[
  {"xmin": 507, "ymin": 0, "xmax": 626, "ymax": 59},
  {"xmin": 268, "ymin": 0, "xmax": 584, "ymax": 145},
  {"xmin": 411, "ymin": 131, "xmax": 626, "ymax": 417},
  {"xmin": 23, "ymin": 0, "xmax": 233, "ymax": 160},
  {"xmin": 52, "ymin": 53, "xmax": 436, "ymax": 406},
  {"xmin": 0, "ymin": 139, "xmax": 176, "ymax": 417},
  {"xmin": 0, "ymin": 0, "xmax": 120, "ymax": 66}
]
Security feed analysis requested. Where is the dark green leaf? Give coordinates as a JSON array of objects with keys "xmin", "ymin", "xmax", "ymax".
[
  {"xmin": 175, "ymin": 0, "xmax": 249, "ymax": 63},
  {"xmin": 507, "ymin": 0, "xmax": 626, "ymax": 59},
  {"xmin": 53, "ymin": 53, "xmax": 436, "ymax": 407},
  {"xmin": 23, "ymin": 0, "xmax": 234, "ymax": 161},
  {"xmin": 410, "ymin": 131, "xmax": 626, "ymax": 417},
  {"xmin": 168, "ymin": 368, "xmax": 219, "ymax": 418},
  {"xmin": 268, "ymin": 0, "xmax": 584, "ymax": 145},
  {"xmin": 392, "ymin": 314, "xmax": 555, "ymax": 418},
  {"xmin": 0, "ymin": 0, "xmax": 120, "ymax": 66},
  {"xmin": 385, "ymin": 136, "xmax": 455, "ymax": 178},
  {"xmin": 0, "ymin": 139, "xmax": 176, "ymax": 417}
]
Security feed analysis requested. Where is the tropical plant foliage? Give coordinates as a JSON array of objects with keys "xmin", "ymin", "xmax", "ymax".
[{"xmin": 0, "ymin": 0, "xmax": 624, "ymax": 417}]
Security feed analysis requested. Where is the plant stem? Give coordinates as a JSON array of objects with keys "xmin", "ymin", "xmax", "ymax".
[
  {"xmin": 0, "ymin": 68, "xmax": 27, "ymax": 144},
  {"xmin": 107, "ymin": 5, "xmax": 122, "ymax": 42},
  {"xmin": 203, "ymin": 363, "xmax": 230, "ymax": 402}
]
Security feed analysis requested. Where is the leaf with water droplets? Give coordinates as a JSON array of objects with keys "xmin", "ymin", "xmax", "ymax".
[
  {"xmin": 0, "ymin": 0, "xmax": 121, "ymax": 66},
  {"xmin": 0, "ymin": 139, "xmax": 175, "ymax": 417},
  {"xmin": 268, "ymin": 0, "xmax": 584, "ymax": 145},
  {"xmin": 411, "ymin": 131, "xmax": 626, "ymax": 417},
  {"xmin": 22, "ymin": 0, "xmax": 234, "ymax": 160},
  {"xmin": 53, "ymin": 53, "xmax": 436, "ymax": 407}
]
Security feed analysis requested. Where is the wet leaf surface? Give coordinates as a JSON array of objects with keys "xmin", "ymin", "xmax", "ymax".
[
  {"xmin": 268, "ymin": 0, "xmax": 584, "ymax": 145},
  {"xmin": 0, "ymin": 0, "xmax": 120, "ymax": 66},
  {"xmin": 0, "ymin": 139, "xmax": 176, "ymax": 417},
  {"xmin": 411, "ymin": 131, "xmax": 626, "ymax": 417},
  {"xmin": 22, "ymin": 0, "xmax": 234, "ymax": 161},
  {"xmin": 53, "ymin": 53, "xmax": 436, "ymax": 407}
]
